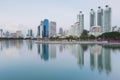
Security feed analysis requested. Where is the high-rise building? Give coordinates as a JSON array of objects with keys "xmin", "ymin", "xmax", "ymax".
[
  {"xmin": 97, "ymin": 7, "xmax": 103, "ymax": 32},
  {"xmin": 42, "ymin": 19, "xmax": 49, "ymax": 38},
  {"xmin": 37, "ymin": 25, "xmax": 40, "ymax": 37},
  {"xmin": 77, "ymin": 11, "xmax": 84, "ymax": 36},
  {"xmin": 30, "ymin": 29, "xmax": 33, "ymax": 37},
  {"xmin": 40, "ymin": 21, "xmax": 43, "ymax": 38},
  {"xmin": 90, "ymin": 9, "xmax": 96, "ymax": 31},
  {"xmin": 104, "ymin": 5, "xmax": 111, "ymax": 32},
  {"xmin": 49, "ymin": 21, "xmax": 56, "ymax": 37}
]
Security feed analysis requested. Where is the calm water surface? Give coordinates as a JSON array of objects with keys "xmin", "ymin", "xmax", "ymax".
[{"xmin": 0, "ymin": 40, "xmax": 120, "ymax": 80}]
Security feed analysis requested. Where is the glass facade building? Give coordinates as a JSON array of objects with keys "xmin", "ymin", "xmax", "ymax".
[
  {"xmin": 77, "ymin": 11, "xmax": 84, "ymax": 36},
  {"xmin": 104, "ymin": 5, "xmax": 111, "ymax": 32},
  {"xmin": 42, "ymin": 19, "xmax": 49, "ymax": 38},
  {"xmin": 97, "ymin": 7, "xmax": 103, "ymax": 32},
  {"xmin": 37, "ymin": 25, "xmax": 40, "ymax": 36},
  {"xmin": 30, "ymin": 29, "xmax": 33, "ymax": 37},
  {"xmin": 90, "ymin": 9, "xmax": 96, "ymax": 31}
]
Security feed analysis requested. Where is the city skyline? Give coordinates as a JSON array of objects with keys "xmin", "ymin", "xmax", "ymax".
[{"xmin": 0, "ymin": 0, "xmax": 119, "ymax": 35}]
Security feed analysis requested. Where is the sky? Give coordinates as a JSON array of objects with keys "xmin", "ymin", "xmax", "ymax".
[{"xmin": 0, "ymin": 0, "xmax": 120, "ymax": 35}]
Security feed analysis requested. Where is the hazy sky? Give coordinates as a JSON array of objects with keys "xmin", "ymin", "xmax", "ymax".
[{"xmin": 0, "ymin": 0, "xmax": 120, "ymax": 35}]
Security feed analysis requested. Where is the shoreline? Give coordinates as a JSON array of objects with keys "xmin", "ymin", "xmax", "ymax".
[{"xmin": 35, "ymin": 40, "xmax": 120, "ymax": 45}]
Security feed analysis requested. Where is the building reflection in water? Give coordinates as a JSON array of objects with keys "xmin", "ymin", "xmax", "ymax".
[
  {"xmin": 41, "ymin": 43, "xmax": 49, "ymax": 61},
  {"xmin": 49, "ymin": 44, "xmax": 56, "ymax": 59},
  {"xmin": 0, "ymin": 40, "xmax": 23, "ymax": 51},
  {"xmin": 0, "ymin": 41, "xmax": 3, "ymax": 51},
  {"xmin": 64, "ymin": 44, "xmax": 85, "ymax": 68},
  {"xmin": 59, "ymin": 44, "xmax": 65, "ymax": 52},
  {"xmin": 103, "ymin": 47, "xmax": 111, "ymax": 74},
  {"xmin": 90, "ymin": 45, "xmax": 111, "ymax": 74},
  {"xmin": 77, "ymin": 45, "xmax": 84, "ymax": 68},
  {"xmin": 37, "ymin": 43, "xmax": 56, "ymax": 61},
  {"xmin": 27, "ymin": 40, "xmax": 33, "ymax": 50},
  {"xmin": 37, "ymin": 44, "xmax": 41, "ymax": 55}
]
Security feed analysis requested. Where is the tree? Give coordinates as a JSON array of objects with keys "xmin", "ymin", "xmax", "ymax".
[
  {"xmin": 98, "ymin": 32, "xmax": 120, "ymax": 40},
  {"xmin": 89, "ymin": 35, "xmax": 96, "ymax": 40},
  {"xmin": 80, "ymin": 29, "xmax": 89, "ymax": 40}
]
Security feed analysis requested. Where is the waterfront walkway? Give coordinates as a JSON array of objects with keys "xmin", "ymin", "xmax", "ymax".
[{"xmin": 35, "ymin": 40, "xmax": 120, "ymax": 45}]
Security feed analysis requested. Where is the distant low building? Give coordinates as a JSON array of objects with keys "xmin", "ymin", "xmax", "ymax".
[
  {"xmin": 112, "ymin": 26, "xmax": 120, "ymax": 32},
  {"xmin": 10, "ymin": 33, "xmax": 17, "ymax": 38},
  {"xmin": 0, "ymin": 29, "xmax": 3, "ymax": 38},
  {"xmin": 59, "ymin": 27, "xmax": 64, "ymax": 36},
  {"xmin": 16, "ymin": 31, "xmax": 23, "ymax": 38},
  {"xmin": 89, "ymin": 26, "xmax": 102, "ymax": 36}
]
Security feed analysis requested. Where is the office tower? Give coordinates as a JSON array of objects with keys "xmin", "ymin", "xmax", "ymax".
[
  {"xmin": 0, "ymin": 29, "xmax": 3, "ymax": 38},
  {"xmin": 40, "ymin": 21, "xmax": 43, "ymax": 38},
  {"xmin": 37, "ymin": 25, "xmax": 40, "ymax": 37},
  {"xmin": 77, "ymin": 11, "xmax": 84, "ymax": 36},
  {"xmin": 49, "ymin": 21, "xmax": 56, "ymax": 37},
  {"xmin": 90, "ymin": 9, "xmax": 96, "ymax": 31},
  {"xmin": 97, "ymin": 7, "xmax": 103, "ymax": 32},
  {"xmin": 27, "ymin": 29, "xmax": 30, "ymax": 36},
  {"xmin": 104, "ymin": 5, "xmax": 111, "ymax": 32},
  {"xmin": 30, "ymin": 29, "xmax": 33, "ymax": 37},
  {"xmin": 59, "ymin": 27, "xmax": 64, "ymax": 36},
  {"xmin": 42, "ymin": 19, "xmax": 49, "ymax": 38}
]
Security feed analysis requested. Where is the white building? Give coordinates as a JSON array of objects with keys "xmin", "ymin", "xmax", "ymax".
[
  {"xmin": 49, "ymin": 21, "xmax": 56, "ymax": 37},
  {"xmin": 89, "ymin": 26, "xmax": 102, "ymax": 36},
  {"xmin": 16, "ymin": 31, "xmax": 23, "ymax": 38},
  {"xmin": 40, "ymin": 21, "xmax": 43, "ymax": 38},
  {"xmin": 68, "ymin": 11, "xmax": 84, "ymax": 37}
]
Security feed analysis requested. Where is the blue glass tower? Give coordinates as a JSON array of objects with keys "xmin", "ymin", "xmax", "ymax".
[{"xmin": 42, "ymin": 19, "xmax": 49, "ymax": 38}]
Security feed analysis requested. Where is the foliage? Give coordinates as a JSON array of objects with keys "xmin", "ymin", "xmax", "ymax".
[{"xmin": 98, "ymin": 32, "xmax": 120, "ymax": 40}]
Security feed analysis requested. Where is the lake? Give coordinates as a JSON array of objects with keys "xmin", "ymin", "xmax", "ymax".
[{"xmin": 0, "ymin": 40, "xmax": 120, "ymax": 80}]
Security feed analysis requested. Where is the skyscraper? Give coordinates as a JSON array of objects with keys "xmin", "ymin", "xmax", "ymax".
[
  {"xmin": 104, "ymin": 5, "xmax": 111, "ymax": 32},
  {"xmin": 42, "ymin": 19, "xmax": 49, "ymax": 38},
  {"xmin": 37, "ymin": 22, "xmax": 42, "ymax": 38},
  {"xmin": 30, "ymin": 29, "xmax": 33, "ymax": 37},
  {"xmin": 49, "ymin": 21, "xmax": 56, "ymax": 37},
  {"xmin": 40, "ymin": 21, "xmax": 43, "ymax": 38},
  {"xmin": 97, "ymin": 7, "xmax": 103, "ymax": 32},
  {"xmin": 37, "ymin": 25, "xmax": 40, "ymax": 37},
  {"xmin": 77, "ymin": 11, "xmax": 84, "ymax": 36},
  {"xmin": 90, "ymin": 9, "xmax": 96, "ymax": 31}
]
